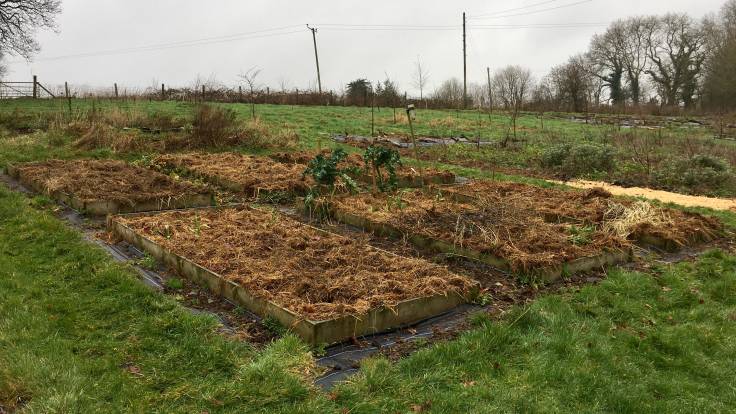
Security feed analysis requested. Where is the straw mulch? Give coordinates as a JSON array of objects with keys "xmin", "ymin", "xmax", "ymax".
[{"xmin": 117, "ymin": 206, "xmax": 475, "ymax": 321}]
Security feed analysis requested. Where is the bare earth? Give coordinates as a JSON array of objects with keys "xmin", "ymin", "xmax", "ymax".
[{"xmin": 557, "ymin": 180, "xmax": 736, "ymax": 211}]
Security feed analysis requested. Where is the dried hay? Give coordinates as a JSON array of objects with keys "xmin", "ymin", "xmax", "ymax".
[
  {"xmin": 117, "ymin": 207, "xmax": 475, "ymax": 320},
  {"xmin": 447, "ymin": 180, "xmax": 724, "ymax": 248},
  {"xmin": 13, "ymin": 159, "xmax": 208, "ymax": 204},
  {"xmin": 153, "ymin": 152, "xmax": 311, "ymax": 196},
  {"xmin": 331, "ymin": 190, "xmax": 629, "ymax": 273},
  {"xmin": 603, "ymin": 201, "xmax": 673, "ymax": 239}
]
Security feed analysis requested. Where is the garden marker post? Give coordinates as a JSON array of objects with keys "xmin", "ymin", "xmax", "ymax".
[{"xmin": 407, "ymin": 104, "xmax": 418, "ymax": 160}]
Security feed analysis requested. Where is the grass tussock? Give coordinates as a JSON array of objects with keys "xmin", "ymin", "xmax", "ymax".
[{"xmin": 190, "ymin": 104, "xmax": 298, "ymax": 150}]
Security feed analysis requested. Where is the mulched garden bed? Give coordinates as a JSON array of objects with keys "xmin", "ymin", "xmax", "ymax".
[
  {"xmin": 6, "ymin": 159, "xmax": 212, "ymax": 215},
  {"xmin": 152, "ymin": 152, "xmax": 312, "ymax": 198},
  {"xmin": 109, "ymin": 206, "xmax": 477, "ymax": 344},
  {"xmin": 271, "ymin": 150, "xmax": 455, "ymax": 187},
  {"xmin": 324, "ymin": 189, "xmax": 635, "ymax": 279},
  {"xmin": 439, "ymin": 180, "xmax": 724, "ymax": 250}
]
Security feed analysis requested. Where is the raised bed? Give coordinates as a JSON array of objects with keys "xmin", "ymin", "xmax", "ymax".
[
  {"xmin": 108, "ymin": 206, "xmax": 478, "ymax": 345},
  {"xmin": 438, "ymin": 180, "xmax": 724, "ymax": 252},
  {"xmin": 6, "ymin": 159, "xmax": 213, "ymax": 215},
  {"xmin": 324, "ymin": 190, "xmax": 634, "ymax": 282},
  {"xmin": 153, "ymin": 152, "xmax": 312, "ymax": 199},
  {"xmin": 271, "ymin": 150, "xmax": 456, "ymax": 188}
]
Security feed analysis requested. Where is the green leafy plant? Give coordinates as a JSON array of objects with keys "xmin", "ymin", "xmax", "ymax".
[
  {"xmin": 568, "ymin": 225, "xmax": 595, "ymax": 246},
  {"xmin": 386, "ymin": 189, "xmax": 410, "ymax": 212},
  {"xmin": 364, "ymin": 145, "xmax": 402, "ymax": 192},
  {"xmin": 302, "ymin": 148, "xmax": 358, "ymax": 214},
  {"xmin": 137, "ymin": 253, "xmax": 158, "ymax": 270},
  {"xmin": 165, "ymin": 278, "xmax": 184, "ymax": 290}
]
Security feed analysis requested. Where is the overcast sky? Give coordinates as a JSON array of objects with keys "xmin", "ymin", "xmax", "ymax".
[{"xmin": 4, "ymin": 0, "xmax": 727, "ymax": 95}]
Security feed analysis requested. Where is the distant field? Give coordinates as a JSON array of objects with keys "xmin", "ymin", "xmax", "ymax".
[{"xmin": 1, "ymin": 98, "xmax": 734, "ymax": 197}]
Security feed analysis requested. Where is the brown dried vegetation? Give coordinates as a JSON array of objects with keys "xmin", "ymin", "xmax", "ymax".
[
  {"xmin": 116, "ymin": 207, "xmax": 476, "ymax": 321},
  {"xmin": 153, "ymin": 152, "xmax": 312, "ymax": 196},
  {"xmin": 443, "ymin": 181, "xmax": 723, "ymax": 249},
  {"xmin": 12, "ymin": 159, "xmax": 208, "ymax": 204},
  {"xmin": 331, "ymin": 190, "xmax": 631, "ymax": 272}
]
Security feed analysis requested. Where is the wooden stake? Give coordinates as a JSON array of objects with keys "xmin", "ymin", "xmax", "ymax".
[
  {"xmin": 64, "ymin": 82, "xmax": 71, "ymax": 116},
  {"xmin": 114, "ymin": 83, "xmax": 119, "ymax": 99}
]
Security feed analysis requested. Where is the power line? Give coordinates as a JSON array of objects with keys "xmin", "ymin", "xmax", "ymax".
[
  {"xmin": 471, "ymin": 0, "xmax": 595, "ymax": 20},
  {"xmin": 7, "ymin": 18, "xmax": 608, "ymax": 64},
  {"xmin": 317, "ymin": 22, "xmax": 606, "ymax": 31},
  {"xmin": 470, "ymin": 0, "xmax": 562, "ymax": 19},
  {"xmin": 10, "ymin": 25, "xmax": 304, "ymax": 63}
]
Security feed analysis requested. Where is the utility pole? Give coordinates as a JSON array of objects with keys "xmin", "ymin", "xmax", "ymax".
[
  {"xmin": 486, "ymin": 67, "xmax": 493, "ymax": 115},
  {"xmin": 307, "ymin": 25, "xmax": 323, "ymax": 100},
  {"xmin": 462, "ymin": 12, "xmax": 467, "ymax": 109}
]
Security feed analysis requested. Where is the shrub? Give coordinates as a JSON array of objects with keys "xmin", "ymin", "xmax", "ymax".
[
  {"xmin": 541, "ymin": 143, "xmax": 616, "ymax": 177},
  {"xmin": 0, "ymin": 109, "xmax": 39, "ymax": 133},
  {"xmin": 191, "ymin": 104, "xmax": 239, "ymax": 147},
  {"xmin": 653, "ymin": 154, "xmax": 735, "ymax": 195},
  {"xmin": 231, "ymin": 119, "xmax": 298, "ymax": 150}
]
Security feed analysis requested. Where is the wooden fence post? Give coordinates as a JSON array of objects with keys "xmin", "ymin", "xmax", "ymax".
[
  {"xmin": 202, "ymin": 85, "xmax": 205, "ymax": 102},
  {"xmin": 32, "ymin": 75, "xmax": 38, "ymax": 99},
  {"xmin": 64, "ymin": 82, "xmax": 72, "ymax": 116},
  {"xmin": 114, "ymin": 83, "xmax": 119, "ymax": 99},
  {"xmin": 161, "ymin": 83, "xmax": 165, "ymax": 100}
]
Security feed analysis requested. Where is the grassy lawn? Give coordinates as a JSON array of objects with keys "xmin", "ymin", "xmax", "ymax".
[{"xmin": 2, "ymin": 100, "xmax": 736, "ymax": 412}]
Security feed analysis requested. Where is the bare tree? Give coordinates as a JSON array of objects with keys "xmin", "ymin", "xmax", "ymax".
[
  {"xmin": 548, "ymin": 54, "xmax": 596, "ymax": 113},
  {"xmin": 588, "ymin": 22, "xmax": 627, "ymax": 106},
  {"xmin": 431, "ymin": 78, "xmax": 463, "ymax": 108},
  {"xmin": 411, "ymin": 57, "xmax": 430, "ymax": 108},
  {"xmin": 646, "ymin": 14, "xmax": 708, "ymax": 108},
  {"xmin": 621, "ymin": 17, "xmax": 657, "ymax": 106},
  {"xmin": 0, "ymin": 53, "xmax": 6, "ymax": 80},
  {"xmin": 492, "ymin": 65, "xmax": 533, "ymax": 145},
  {"xmin": 703, "ymin": 0, "xmax": 736, "ymax": 109},
  {"xmin": 0, "ymin": 0, "xmax": 61, "ymax": 58},
  {"xmin": 238, "ymin": 67, "xmax": 261, "ymax": 119}
]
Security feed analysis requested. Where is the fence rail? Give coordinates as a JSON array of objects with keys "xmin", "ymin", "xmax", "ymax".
[{"xmin": 0, "ymin": 77, "xmax": 55, "ymax": 99}]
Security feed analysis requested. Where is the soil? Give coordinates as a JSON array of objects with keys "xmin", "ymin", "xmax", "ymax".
[
  {"xmin": 444, "ymin": 180, "xmax": 724, "ymax": 248},
  {"xmin": 329, "ymin": 190, "xmax": 631, "ymax": 273},
  {"xmin": 11, "ymin": 159, "xmax": 209, "ymax": 204},
  {"xmin": 153, "ymin": 152, "xmax": 312, "ymax": 197},
  {"xmin": 270, "ymin": 150, "xmax": 455, "ymax": 185},
  {"xmin": 115, "ymin": 206, "xmax": 476, "ymax": 321}
]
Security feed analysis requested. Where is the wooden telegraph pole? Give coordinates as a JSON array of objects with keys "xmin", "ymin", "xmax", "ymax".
[
  {"xmin": 307, "ymin": 25, "xmax": 323, "ymax": 101},
  {"xmin": 486, "ymin": 67, "xmax": 493, "ymax": 118},
  {"xmin": 462, "ymin": 12, "xmax": 467, "ymax": 109}
]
